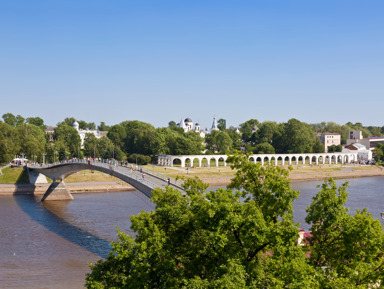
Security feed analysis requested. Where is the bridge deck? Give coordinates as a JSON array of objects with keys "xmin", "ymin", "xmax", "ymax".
[{"xmin": 28, "ymin": 160, "xmax": 185, "ymax": 200}]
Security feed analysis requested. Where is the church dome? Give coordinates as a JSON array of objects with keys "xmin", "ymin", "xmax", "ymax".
[{"xmin": 185, "ymin": 118, "xmax": 192, "ymax": 123}]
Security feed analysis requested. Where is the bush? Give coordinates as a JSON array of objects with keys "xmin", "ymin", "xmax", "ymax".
[{"xmin": 127, "ymin": 154, "xmax": 151, "ymax": 165}]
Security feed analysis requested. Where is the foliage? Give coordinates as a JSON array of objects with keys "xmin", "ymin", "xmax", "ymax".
[
  {"xmin": 26, "ymin": 117, "xmax": 46, "ymax": 129},
  {"xmin": 217, "ymin": 118, "xmax": 226, "ymax": 131},
  {"xmin": 239, "ymin": 119, "xmax": 259, "ymax": 142},
  {"xmin": 205, "ymin": 130, "xmax": 232, "ymax": 154},
  {"xmin": 127, "ymin": 154, "xmax": 151, "ymax": 165},
  {"xmin": 312, "ymin": 139, "xmax": 325, "ymax": 153},
  {"xmin": 53, "ymin": 123, "xmax": 81, "ymax": 157},
  {"xmin": 327, "ymin": 144, "xmax": 342, "ymax": 153},
  {"xmin": 305, "ymin": 179, "xmax": 384, "ymax": 287},
  {"xmin": 86, "ymin": 153, "xmax": 318, "ymax": 288},
  {"xmin": 98, "ymin": 121, "xmax": 110, "ymax": 131},
  {"xmin": 0, "ymin": 121, "xmax": 20, "ymax": 164},
  {"xmin": 373, "ymin": 144, "xmax": 384, "ymax": 162},
  {"xmin": 280, "ymin": 119, "xmax": 315, "ymax": 153},
  {"xmin": 253, "ymin": 142, "xmax": 275, "ymax": 154},
  {"xmin": 2, "ymin": 113, "xmax": 18, "ymax": 127}
]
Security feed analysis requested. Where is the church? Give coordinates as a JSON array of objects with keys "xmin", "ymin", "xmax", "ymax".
[
  {"xmin": 72, "ymin": 121, "xmax": 107, "ymax": 147},
  {"xmin": 177, "ymin": 117, "xmax": 219, "ymax": 138}
]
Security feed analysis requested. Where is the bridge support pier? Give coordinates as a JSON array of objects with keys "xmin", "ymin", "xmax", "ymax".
[{"xmin": 41, "ymin": 181, "xmax": 74, "ymax": 201}]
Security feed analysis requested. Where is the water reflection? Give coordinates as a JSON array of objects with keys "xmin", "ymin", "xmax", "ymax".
[{"xmin": 15, "ymin": 195, "xmax": 112, "ymax": 259}]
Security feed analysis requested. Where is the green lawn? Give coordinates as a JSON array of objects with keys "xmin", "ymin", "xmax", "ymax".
[{"xmin": 0, "ymin": 167, "xmax": 30, "ymax": 184}]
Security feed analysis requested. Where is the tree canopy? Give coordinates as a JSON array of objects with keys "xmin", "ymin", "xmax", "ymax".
[{"xmin": 86, "ymin": 154, "xmax": 384, "ymax": 288}]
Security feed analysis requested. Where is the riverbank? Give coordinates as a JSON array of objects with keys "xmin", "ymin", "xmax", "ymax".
[
  {"xmin": 0, "ymin": 182, "xmax": 134, "ymax": 195},
  {"xmin": 172, "ymin": 165, "xmax": 384, "ymax": 186}
]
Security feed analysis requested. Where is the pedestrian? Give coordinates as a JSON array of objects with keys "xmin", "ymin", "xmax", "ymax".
[
  {"xmin": 167, "ymin": 178, "xmax": 170, "ymax": 186},
  {"xmin": 142, "ymin": 173, "xmax": 145, "ymax": 180}
]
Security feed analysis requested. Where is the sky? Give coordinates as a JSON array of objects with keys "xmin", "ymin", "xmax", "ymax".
[{"xmin": 0, "ymin": 1, "xmax": 383, "ymax": 129}]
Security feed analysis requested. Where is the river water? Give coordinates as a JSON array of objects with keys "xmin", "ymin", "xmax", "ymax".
[{"xmin": 1, "ymin": 177, "xmax": 383, "ymax": 288}]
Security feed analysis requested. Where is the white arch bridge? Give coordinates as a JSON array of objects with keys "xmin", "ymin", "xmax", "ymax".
[
  {"xmin": 28, "ymin": 160, "xmax": 184, "ymax": 201},
  {"xmin": 157, "ymin": 152, "xmax": 359, "ymax": 168}
]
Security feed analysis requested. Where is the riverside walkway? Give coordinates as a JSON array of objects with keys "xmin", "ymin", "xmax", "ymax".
[{"xmin": 28, "ymin": 160, "xmax": 185, "ymax": 201}]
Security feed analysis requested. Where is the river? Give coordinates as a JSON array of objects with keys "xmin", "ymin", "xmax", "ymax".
[{"xmin": 1, "ymin": 177, "xmax": 383, "ymax": 288}]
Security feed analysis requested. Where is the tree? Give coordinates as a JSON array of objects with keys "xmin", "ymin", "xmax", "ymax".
[
  {"xmin": 305, "ymin": 179, "xmax": 384, "ymax": 287},
  {"xmin": 26, "ymin": 116, "xmax": 46, "ymax": 129},
  {"xmin": 239, "ymin": 119, "xmax": 259, "ymax": 142},
  {"xmin": 53, "ymin": 123, "xmax": 81, "ymax": 157},
  {"xmin": 0, "ymin": 121, "xmax": 19, "ymax": 164},
  {"xmin": 168, "ymin": 121, "xmax": 177, "ymax": 128},
  {"xmin": 86, "ymin": 153, "xmax": 316, "ymax": 288},
  {"xmin": 281, "ymin": 118, "xmax": 315, "ymax": 153},
  {"xmin": 217, "ymin": 118, "xmax": 226, "ymax": 131},
  {"xmin": 254, "ymin": 121, "xmax": 279, "ymax": 145},
  {"xmin": 83, "ymin": 133, "xmax": 99, "ymax": 158},
  {"xmin": 373, "ymin": 145, "xmax": 384, "ymax": 162},
  {"xmin": 16, "ymin": 124, "xmax": 46, "ymax": 162},
  {"xmin": 61, "ymin": 117, "xmax": 76, "ymax": 127},
  {"xmin": 78, "ymin": 120, "xmax": 88, "ymax": 130},
  {"xmin": 16, "ymin": 115, "xmax": 25, "ymax": 126},
  {"xmin": 107, "ymin": 124, "xmax": 126, "ymax": 149},
  {"xmin": 98, "ymin": 122, "xmax": 110, "ymax": 131},
  {"xmin": 327, "ymin": 144, "xmax": 342, "ymax": 153},
  {"xmin": 205, "ymin": 130, "xmax": 232, "ymax": 154},
  {"xmin": 312, "ymin": 139, "xmax": 325, "ymax": 153},
  {"xmin": 253, "ymin": 142, "xmax": 275, "ymax": 154},
  {"xmin": 2, "ymin": 113, "xmax": 17, "ymax": 127}
]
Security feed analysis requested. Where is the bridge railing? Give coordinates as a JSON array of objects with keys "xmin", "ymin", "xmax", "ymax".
[
  {"xmin": 29, "ymin": 159, "xmax": 184, "ymax": 187},
  {"xmin": 28, "ymin": 159, "xmax": 169, "ymax": 191}
]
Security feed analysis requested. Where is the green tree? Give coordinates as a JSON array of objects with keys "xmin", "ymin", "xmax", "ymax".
[
  {"xmin": 373, "ymin": 145, "xmax": 383, "ymax": 162},
  {"xmin": 239, "ymin": 119, "xmax": 259, "ymax": 142},
  {"xmin": 16, "ymin": 124, "xmax": 46, "ymax": 162},
  {"xmin": 53, "ymin": 123, "xmax": 81, "ymax": 157},
  {"xmin": 168, "ymin": 121, "xmax": 177, "ymax": 128},
  {"xmin": 107, "ymin": 124, "xmax": 127, "ymax": 149},
  {"xmin": 78, "ymin": 120, "xmax": 88, "ymax": 130},
  {"xmin": 26, "ymin": 116, "xmax": 46, "ymax": 129},
  {"xmin": 254, "ymin": 121, "xmax": 278, "ymax": 145},
  {"xmin": 253, "ymin": 142, "xmax": 275, "ymax": 154},
  {"xmin": 0, "ymin": 121, "xmax": 19, "ymax": 164},
  {"xmin": 2, "ymin": 113, "xmax": 17, "ymax": 127},
  {"xmin": 205, "ymin": 130, "xmax": 232, "ymax": 154},
  {"xmin": 61, "ymin": 117, "xmax": 76, "ymax": 127},
  {"xmin": 281, "ymin": 119, "xmax": 315, "ymax": 153},
  {"xmin": 86, "ymin": 153, "xmax": 316, "ymax": 288},
  {"xmin": 305, "ymin": 179, "xmax": 384, "ymax": 287},
  {"xmin": 312, "ymin": 139, "xmax": 325, "ymax": 153},
  {"xmin": 83, "ymin": 133, "xmax": 99, "ymax": 158},
  {"xmin": 16, "ymin": 115, "xmax": 25, "ymax": 126},
  {"xmin": 98, "ymin": 122, "xmax": 110, "ymax": 131},
  {"xmin": 217, "ymin": 118, "xmax": 226, "ymax": 131}
]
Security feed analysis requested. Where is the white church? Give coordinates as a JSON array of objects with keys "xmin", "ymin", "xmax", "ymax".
[
  {"xmin": 72, "ymin": 121, "xmax": 107, "ymax": 147},
  {"xmin": 177, "ymin": 117, "xmax": 220, "ymax": 138}
]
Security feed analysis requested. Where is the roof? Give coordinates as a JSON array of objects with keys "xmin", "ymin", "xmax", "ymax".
[{"xmin": 184, "ymin": 118, "xmax": 192, "ymax": 123}]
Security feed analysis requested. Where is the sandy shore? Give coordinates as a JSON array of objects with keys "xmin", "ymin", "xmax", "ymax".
[{"xmin": 201, "ymin": 166, "xmax": 384, "ymax": 187}]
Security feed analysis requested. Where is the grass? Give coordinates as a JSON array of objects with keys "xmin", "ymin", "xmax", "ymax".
[
  {"xmin": 0, "ymin": 167, "xmax": 30, "ymax": 184},
  {"xmin": 64, "ymin": 170, "xmax": 126, "ymax": 183}
]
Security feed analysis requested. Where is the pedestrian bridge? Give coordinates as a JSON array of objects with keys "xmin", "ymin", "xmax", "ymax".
[
  {"xmin": 158, "ymin": 152, "xmax": 359, "ymax": 167},
  {"xmin": 28, "ymin": 160, "xmax": 184, "ymax": 201}
]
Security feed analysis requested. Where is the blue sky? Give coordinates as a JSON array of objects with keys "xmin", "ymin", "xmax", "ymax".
[{"xmin": 1, "ymin": 1, "xmax": 383, "ymax": 128}]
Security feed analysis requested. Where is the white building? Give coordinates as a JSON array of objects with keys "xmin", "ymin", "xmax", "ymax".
[
  {"xmin": 342, "ymin": 143, "xmax": 372, "ymax": 161},
  {"xmin": 317, "ymin": 132, "xmax": 341, "ymax": 153},
  {"xmin": 177, "ymin": 116, "xmax": 220, "ymax": 138},
  {"xmin": 73, "ymin": 121, "xmax": 107, "ymax": 147},
  {"xmin": 346, "ymin": 130, "xmax": 384, "ymax": 151}
]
